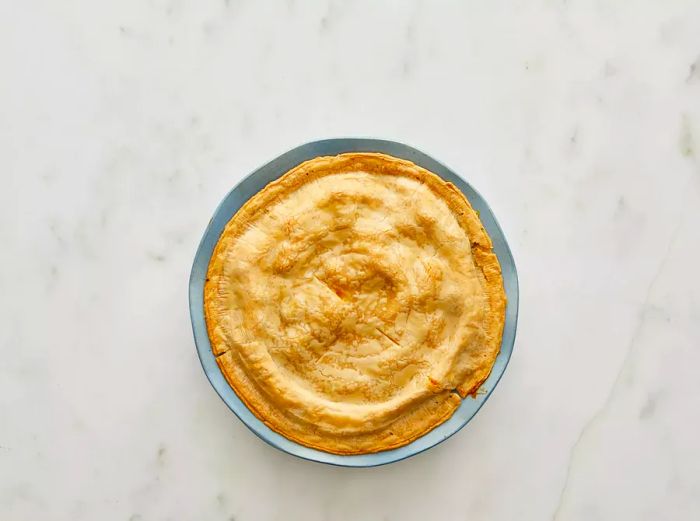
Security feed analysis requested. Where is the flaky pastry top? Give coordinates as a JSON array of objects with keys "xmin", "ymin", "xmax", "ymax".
[{"xmin": 205, "ymin": 153, "xmax": 506, "ymax": 454}]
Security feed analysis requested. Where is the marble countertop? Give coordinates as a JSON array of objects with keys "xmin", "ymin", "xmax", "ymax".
[{"xmin": 3, "ymin": 1, "xmax": 700, "ymax": 520}]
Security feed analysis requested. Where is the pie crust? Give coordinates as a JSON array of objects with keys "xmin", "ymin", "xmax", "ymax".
[{"xmin": 205, "ymin": 153, "xmax": 506, "ymax": 454}]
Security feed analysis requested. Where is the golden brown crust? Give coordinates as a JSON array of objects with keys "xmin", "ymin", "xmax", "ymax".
[{"xmin": 205, "ymin": 153, "xmax": 506, "ymax": 454}]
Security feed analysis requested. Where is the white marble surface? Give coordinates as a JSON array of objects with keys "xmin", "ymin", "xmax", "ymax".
[{"xmin": 2, "ymin": 1, "xmax": 700, "ymax": 519}]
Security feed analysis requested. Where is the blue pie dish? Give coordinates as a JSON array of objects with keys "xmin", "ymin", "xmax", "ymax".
[{"xmin": 189, "ymin": 138, "xmax": 518, "ymax": 467}]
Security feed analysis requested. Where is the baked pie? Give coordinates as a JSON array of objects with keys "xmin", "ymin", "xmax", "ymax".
[{"xmin": 205, "ymin": 153, "xmax": 506, "ymax": 454}]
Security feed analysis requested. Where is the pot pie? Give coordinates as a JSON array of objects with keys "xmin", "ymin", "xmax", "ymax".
[{"xmin": 205, "ymin": 153, "xmax": 506, "ymax": 454}]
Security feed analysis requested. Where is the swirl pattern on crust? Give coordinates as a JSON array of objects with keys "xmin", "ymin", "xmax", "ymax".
[{"xmin": 205, "ymin": 153, "xmax": 506, "ymax": 454}]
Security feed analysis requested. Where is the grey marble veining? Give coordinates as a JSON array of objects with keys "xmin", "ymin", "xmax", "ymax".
[{"xmin": 1, "ymin": 1, "xmax": 700, "ymax": 520}]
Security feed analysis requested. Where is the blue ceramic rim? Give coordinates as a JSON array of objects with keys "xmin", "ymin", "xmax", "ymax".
[{"xmin": 189, "ymin": 138, "xmax": 519, "ymax": 467}]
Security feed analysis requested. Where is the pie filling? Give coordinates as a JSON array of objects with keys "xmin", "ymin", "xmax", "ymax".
[{"xmin": 205, "ymin": 153, "xmax": 506, "ymax": 454}]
